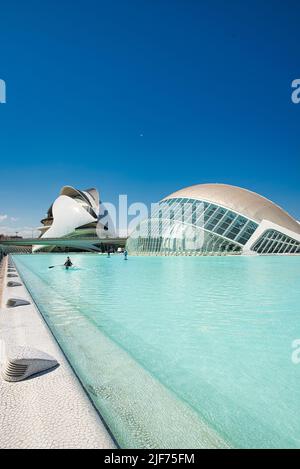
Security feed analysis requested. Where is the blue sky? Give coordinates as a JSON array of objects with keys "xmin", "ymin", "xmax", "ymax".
[{"xmin": 0, "ymin": 0, "xmax": 299, "ymax": 235}]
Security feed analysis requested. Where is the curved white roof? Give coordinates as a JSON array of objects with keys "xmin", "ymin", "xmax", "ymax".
[
  {"xmin": 60, "ymin": 186, "xmax": 99, "ymax": 211},
  {"xmin": 163, "ymin": 183, "xmax": 300, "ymax": 235}
]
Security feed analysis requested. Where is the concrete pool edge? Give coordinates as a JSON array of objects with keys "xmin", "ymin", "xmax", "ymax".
[{"xmin": 0, "ymin": 255, "xmax": 116, "ymax": 449}]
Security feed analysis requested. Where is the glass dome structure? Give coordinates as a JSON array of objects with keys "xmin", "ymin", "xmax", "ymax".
[{"xmin": 127, "ymin": 184, "xmax": 300, "ymax": 256}]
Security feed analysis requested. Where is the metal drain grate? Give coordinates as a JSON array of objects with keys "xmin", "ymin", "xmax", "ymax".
[
  {"xmin": 1, "ymin": 345, "xmax": 58, "ymax": 382},
  {"xmin": 7, "ymin": 281, "xmax": 22, "ymax": 287},
  {"xmin": 2, "ymin": 362, "xmax": 28, "ymax": 381},
  {"xmin": 6, "ymin": 298, "xmax": 31, "ymax": 307}
]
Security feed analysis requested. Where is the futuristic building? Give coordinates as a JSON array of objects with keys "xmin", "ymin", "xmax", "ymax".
[
  {"xmin": 126, "ymin": 183, "xmax": 300, "ymax": 256},
  {"xmin": 33, "ymin": 186, "xmax": 111, "ymax": 252}
]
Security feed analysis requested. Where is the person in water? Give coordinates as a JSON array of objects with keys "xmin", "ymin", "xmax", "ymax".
[
  {"xmin": 124, "ymin": 249, "xmax": 128, "ymax": 260},
  {"xmin": 64, "ymin": 256, "xmax": 73, "ymax": 269}
]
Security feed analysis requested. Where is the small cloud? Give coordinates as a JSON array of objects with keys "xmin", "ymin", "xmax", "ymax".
[
  {"xmin": 0, "ymin": 214, "xmax": 8, "ymax": 223},
  {"xmin": 10, "ymin": 217, "xmax": 19, "ymax": 222}
]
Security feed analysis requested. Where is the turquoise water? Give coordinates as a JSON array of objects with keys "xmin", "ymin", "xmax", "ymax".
[{"xmin": 13, "ymin": 254, "xmax": 300, "ymax": 448}]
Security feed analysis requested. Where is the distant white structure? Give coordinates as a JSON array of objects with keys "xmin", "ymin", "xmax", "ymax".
[{"xmin": 34, "ymin": 186, "xmax": 109, "ymax": 252}]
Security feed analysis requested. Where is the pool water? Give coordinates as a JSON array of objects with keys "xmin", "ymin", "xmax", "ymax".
[{"xmin": 13, "ymin": 254, "xmax": 300, "ymax": 448}]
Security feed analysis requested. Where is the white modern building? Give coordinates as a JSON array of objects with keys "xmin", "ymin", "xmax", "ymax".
[
  {"xmin": 126, "ymin": 183, "xmax": 300, "ymax": 256},
  {"xmin": 33, "ymin": 186, "xmax": 110, "ymax": 252}
]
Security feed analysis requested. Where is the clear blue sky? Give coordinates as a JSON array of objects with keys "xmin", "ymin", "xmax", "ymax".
[{"xmin": 0, "ymin": 0, "xmax": 299, "ymax": 235}]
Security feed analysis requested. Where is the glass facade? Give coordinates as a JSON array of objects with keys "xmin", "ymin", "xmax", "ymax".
[
  {"xmin": 252, "ymin": 230, "xmax": 300, "ymax": 254},
  {"xmin": 127, "ymin": 197, "xmax": 258, "ymax": 256}
]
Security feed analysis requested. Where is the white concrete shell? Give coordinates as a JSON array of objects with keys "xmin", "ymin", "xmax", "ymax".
[
  {"xmin": 33, "ymin": 186, "xmax": 100, "ymax": 252},
  {"xmin": 39, "ymin": 195, "xmax": 96, "ymax": 239}
]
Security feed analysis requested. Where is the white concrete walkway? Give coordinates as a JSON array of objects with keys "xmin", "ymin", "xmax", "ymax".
[{"xmin": 0, "ymin": 256, "xmax": 116, "ymax": 449}]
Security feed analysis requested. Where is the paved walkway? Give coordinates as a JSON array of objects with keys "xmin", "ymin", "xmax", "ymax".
[{"xmin": 0, "ymin": 257, "xmax": 116, "ymax": 449}]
